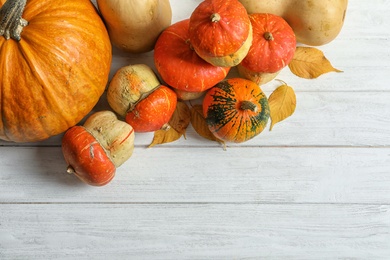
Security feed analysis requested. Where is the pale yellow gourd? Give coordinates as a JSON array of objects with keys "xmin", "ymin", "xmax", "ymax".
[
  {"xmin": 97, "ymin": 0, "xmax": 172, "ymax": 53},
  {"xmin": 238, "ymin": 0, "xmax": 348, "ymax": 46}
]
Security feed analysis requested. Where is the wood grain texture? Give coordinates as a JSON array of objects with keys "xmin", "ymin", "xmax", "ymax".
[
  {"xmin": 1, "ymin": 147, "xmax": 390, "ymax": 204},
  {"xmin": 0, "ymin": 0, "xmax": 390, "ymax": 259},
  {"xmin": 1, "ymin": 204, "xmax": 390, "ymax": 259}
]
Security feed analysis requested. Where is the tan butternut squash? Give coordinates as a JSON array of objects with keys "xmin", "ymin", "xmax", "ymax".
[
  {"xmin": 97, "ymin": 0, "xmax": 172, "ymax": 53},
  {"xmin": 238, "ymin": 0, "xmax": 348, "ymax": 46}
]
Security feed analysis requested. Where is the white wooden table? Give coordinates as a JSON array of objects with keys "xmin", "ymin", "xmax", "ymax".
[{"xmin": 1, "ymin": 0, "xmax": 390, "ymax": 259}]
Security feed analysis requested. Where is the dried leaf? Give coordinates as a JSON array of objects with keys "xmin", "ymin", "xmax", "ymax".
[
  {"xmin": 288, "ymin": 46, "xmax": 342, "ymax": 79},
  {"xmin": 169, "ymin": 101, "xmax": 191, "ymax": 136},
  {"xmin": 148, "ymin": 101, "xmax": 191, "ymax": 147},
  {"xmin": 149, "ymin": 127, "xmax": 182, "ymax": 148},
  {"xmin": 268, "ymin": 83, "xmax": 296, "ymax": 130},
  {"xmin": 190, "ymin": 105, "xmax": 226, "ymax": 148}
]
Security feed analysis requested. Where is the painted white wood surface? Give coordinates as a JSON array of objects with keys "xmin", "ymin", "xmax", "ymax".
[{"xmin": 1, "ymin": 0, "xmax": 390, "ymax": 259}]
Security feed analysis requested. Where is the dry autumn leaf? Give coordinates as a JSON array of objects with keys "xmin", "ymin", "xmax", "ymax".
[
  {"xmin": 149, "ymin": 127, "xmax": 182, "ymax": 148},
  {"xmin": 149, "ymin": 101, "xmax": 191, "ymax": 147},
  {"xmin": 289, "ymin": 46, "xmax": 342, "ymax": 79},
  {"xmin": 190, "ymin": 105, "xmax": 226, "ymax": 148},
  {"xmin": 268, "ymin": 83, "xmax": 296, "ymax": 130}
]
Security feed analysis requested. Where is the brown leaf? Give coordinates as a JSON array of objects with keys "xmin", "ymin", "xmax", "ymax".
[
  {"xmin": 190, "ymin": 105, "xmax": 226, "ymax": 148},
  {"xmin": 288, "ymin": 46, "xmax": 342, "ymax": 79},
  {"xmin": 268, "ymin": 83, "xmax": 296, "ymax": 130},
  {"xmin": 148, "ymin": 127, "xmax": 182, "ymax": 148},
  {"xmin": 148, "ymin": 101, "xmax": 191, "ymax": 147},
  {"xmin": 169, "ymin": 101, "xmax": 191, "ymax": 136}
]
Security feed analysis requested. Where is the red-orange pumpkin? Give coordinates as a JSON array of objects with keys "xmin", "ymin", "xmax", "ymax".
[
  {"xmin": 154, "ymin": 19, "xmax": 230, "ymax": 93},
  {"xmin": 62, "ymin": 126, "xmax": 116, "ymax": 186},
  {"xmin": 126, "ymin": 85, "xmax": 177, "ymax": 132},
  {"xmin": 188, "ymin": 0, "xmax": 252, "ymax": 67},
  {"xmin": 238, "ymin": 13, "xmax": 296, "ymax": 85},
  {"xmin": 0, "ymin": 0, "xmax": 112, "ymax": 142},
  {"xmin": 203, "ymin": 78, "xmax": 270, "ymax": 143}
]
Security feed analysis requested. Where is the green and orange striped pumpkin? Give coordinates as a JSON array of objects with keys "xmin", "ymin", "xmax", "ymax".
[{"xmin": 203, "ymin": 78, "xmax": 270, "ymax": 143}]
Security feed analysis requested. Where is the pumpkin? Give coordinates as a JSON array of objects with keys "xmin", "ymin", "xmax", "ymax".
[
  {"xmin": 237, "ymin": 13, "xmax": 296, "ymax": 85},
  {"xmin": 154, "ymin": 19, "xmax": 230, "ymax": 93},
  {"xmin": 188, "ymin": 0, "xmax": 252, "ymax": 67},
  {"xmin": 0, "ymin": 0, "xmax": 112, "ymax": 142},
  {"xmin": 238, "ymin": 0, "xmax": 348, "ymax": 46},
  {"xmin": 203, "ymin": 78, "xmax": 270, "ymax": 143},
  {"xmin": 62, "ymin": 111, "xmax": 135, "ymax": 186},
  {"xmin": 107, "ymin": 64, "xmax": 161, "ymax": 118},
  {"xmin": 97, "ymin": 0, "xmax": 172, "ymax": 53},
  {"xmin": 125, "ymin": 85, "xmax": 177, "ymax": 132}
]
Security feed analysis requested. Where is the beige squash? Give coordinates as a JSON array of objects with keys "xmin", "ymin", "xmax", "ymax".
[
  {"xmin": 238, "ymin": 0, "xmax": 348, "ymax": 46},
  {"xmin": 97, "ymin": 0, "xmax": 172, "ymax": 53}
]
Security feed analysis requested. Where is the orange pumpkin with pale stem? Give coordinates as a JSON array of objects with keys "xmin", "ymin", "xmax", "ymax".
[
  {"xmin": 125, "ymin": 85, "xmax": 177, "ymax": 132},
  {"xmin": 62, "ymin": 111, "xmax": 135, "ymax": 186},
  {"xmin": 0, "ymin": 0, "xmax": 112, "ymax": 142},
  {"xmin": 188, "ymin": 0, "xmax": 252, "ymax": 67},
  {"xmin": 238, "ymin": 13, "xmax": 296, "ymax": 85}
]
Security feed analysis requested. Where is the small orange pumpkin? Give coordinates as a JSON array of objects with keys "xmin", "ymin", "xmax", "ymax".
[
  {"xmin": 188, "ymin": 0, "xmax": 252, "ymax": 67},
  {"xmin": 154, "ymin": 19, "xmax": 230, "ymax": 93},
  {"xmin": 203, "ymin": 78, "xmax": 270, "ymax": 143},
  {"xmin": 238, "ymin": 13, "xmax": 296, "ymax": 85},
  {"xmin": 125, "ymin": 85, "xmax": 177, "ymax": 132},
  {"xmin": 0, "ymin": 0, "xmax": 112, "ymax": 142}
]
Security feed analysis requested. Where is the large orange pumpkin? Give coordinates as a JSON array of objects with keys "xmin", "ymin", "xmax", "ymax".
[{"xmin": 0, "ymin": 0, "xmax": 112, "ymax": 142}]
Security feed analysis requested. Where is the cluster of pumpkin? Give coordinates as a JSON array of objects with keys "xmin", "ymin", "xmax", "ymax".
[{"xmin": 0, "ymin": 0, "xmax": 347, "ymax": 186}]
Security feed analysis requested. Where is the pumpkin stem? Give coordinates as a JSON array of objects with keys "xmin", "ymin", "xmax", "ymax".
[
  {"xmin": 161, "ymin": 123, "xmax": 171, "ymax": 131},
  {"xmin": 240, "ymin": 100, "xmax": 258, "ymax": 113},
  {"xmin": 264, "ymin": 32, "xmax": 274, "ymax": 41},
  {"xmin": 0, "ymin": 0, "xmax": 28, "ymax": 41},
  {"xmin": 66, "ymin": 165, "xmax": 76, "ymax": 175},
  {"xmin": 210, "ymin": 13, "xmax": 221, "ymax": 23}
]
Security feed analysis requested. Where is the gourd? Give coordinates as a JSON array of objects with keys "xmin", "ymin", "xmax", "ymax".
[
  {"xmin": 62, "ymin": 111, "xmax": 135, "ymax": 186},
  {"xmin": 97, "ymin": 0, "xmax": 172, "ymax": 53},
  {"xmin": 238, "ymin": 13, "xmax": 296, "ymax": 85},
  {"xmin": 125, "ymin": 85, "xmax": 177, "ymax": 132},
  {"xmin": 203, "ymin": 78, "xmax": 270, "ymax": 143},
  {"xmin": 154, "ymin": 19, "xmax": 230, "ymax": 93},
  {"xmin": 0, "ymin": 0, "xmax": 112, "ymax": 142},
  {"xmin": 107, "ymin": 64, "xmax": 177, "ymax": 132},
  {"xmin": 188, "ymin": 0, "xmax": 252, "ymax": 67},
  {"xmin": 238, "ymin": 0, "xmax": 348, "ymax": 46}
]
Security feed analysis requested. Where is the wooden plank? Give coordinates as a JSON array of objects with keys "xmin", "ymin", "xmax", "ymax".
[
  {"xmin": 1, "ymin": 147, "xmax": 389, "ymax": 204},
  {"xmin": 1, "ymin": 91, "xmax": 389, "ymax": 147},
  {"xmin": 1, "ymin": 203, "xmax": 389, "ymax": 259}
]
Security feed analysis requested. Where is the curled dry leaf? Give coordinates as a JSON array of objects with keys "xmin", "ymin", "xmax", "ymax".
[
  {"xmin": 190, "ymin": 105, "xmax": 226, "ymax": 149},
  {"xmin": 288, "ymin": 46, "xmax": 342, "ymax": 79},
  {"xmin": 268, "ymin": 83, "xmax": 297, "ymax": 130},
  {"xmin": 149, "ymin": 101, "xmax": 191, "ymax": 147}
]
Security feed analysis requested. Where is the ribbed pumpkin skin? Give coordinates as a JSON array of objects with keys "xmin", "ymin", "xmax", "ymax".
[
  {"xmin": 188, "ymin": 0, "xmax": 252, "ymax": 67},
  {"xmin": 154, "ymin": 19, "xmax": 230, "ymax": 92},
  {"xmin": 203, "ymin": 78, "xmax": 270, "ymax": 143},
  {"xmin": 0, "ymin": 0, "xmax": 112, "ymax": 142},
  {"xmin": 240, "ymin": 13, "xmax": 296, "ymax": 73}
]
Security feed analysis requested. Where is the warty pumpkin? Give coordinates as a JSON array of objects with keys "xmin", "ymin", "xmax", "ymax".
[
  {"xmin": 203, "ymin": 78, "xmax": 270, "ymax": 143},
  {"xmin": 0, "ymin": 0, "xmax": 112, "ymax": 142}
]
